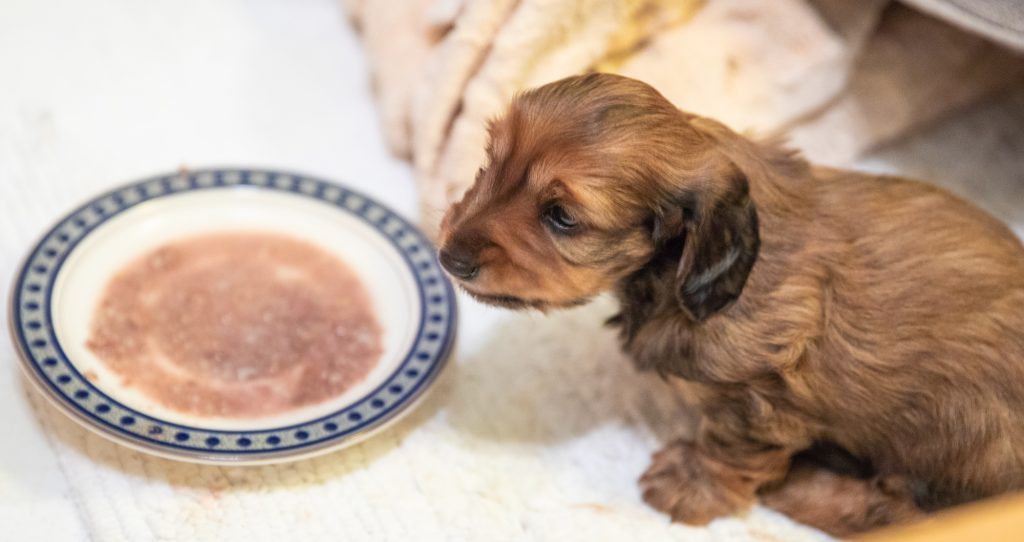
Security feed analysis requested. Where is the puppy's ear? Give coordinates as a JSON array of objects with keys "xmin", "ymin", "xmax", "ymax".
[{"xmin": 658, "ymin": 167, "xmax": 760, "ymax": 321}]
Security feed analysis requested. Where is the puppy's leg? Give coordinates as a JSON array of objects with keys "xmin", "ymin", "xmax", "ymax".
[
  {"xmin": 759, "ymin": 465, "xmax": 925, "ymax": 537},
  {"xmin": 641, "ymin": 409, "xmax": 798, "ymax": 525}
]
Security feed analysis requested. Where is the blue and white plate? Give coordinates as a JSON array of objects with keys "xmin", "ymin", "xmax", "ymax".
[{"xmin": 8, "ymin": 169, "xmax": 456, "ymax": 464}]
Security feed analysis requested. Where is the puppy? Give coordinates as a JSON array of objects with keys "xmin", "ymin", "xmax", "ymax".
[{"xmin": 437, "ymin": 73, "xmax": 1024, "ymax": 536}]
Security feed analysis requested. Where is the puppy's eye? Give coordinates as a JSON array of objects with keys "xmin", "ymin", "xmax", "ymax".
[{"xmin": 544, "ymin": 205, "xmax": 579, "ymax": 233}]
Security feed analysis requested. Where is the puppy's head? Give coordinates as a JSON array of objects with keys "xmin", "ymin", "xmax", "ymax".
[{"xmin": 439, "ymin": 73, "xmax": 759, "ymax": 320}]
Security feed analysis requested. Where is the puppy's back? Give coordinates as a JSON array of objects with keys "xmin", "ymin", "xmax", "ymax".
[
  {"xmin": 801, "ymin": 170, "xmax": 1024, "ymax": 498},
  {"xmin": 813, "ymin": 169, "xmax": 1024, "ymax": 294}
]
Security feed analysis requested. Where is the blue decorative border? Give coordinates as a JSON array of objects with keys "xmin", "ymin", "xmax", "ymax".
[{"xmin": 9, "ymin": 169, "xmax": 456, "ymax": 460}]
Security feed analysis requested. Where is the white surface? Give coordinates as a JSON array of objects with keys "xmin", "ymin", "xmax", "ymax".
[{"xmin": 1, "ymin": 1, "xmax": 1021, "ymax": 541}]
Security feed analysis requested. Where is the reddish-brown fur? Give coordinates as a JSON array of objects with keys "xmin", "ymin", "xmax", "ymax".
[{"xmin": 438, "ymin": 73, "xmax": 1024, "ymax": 536}]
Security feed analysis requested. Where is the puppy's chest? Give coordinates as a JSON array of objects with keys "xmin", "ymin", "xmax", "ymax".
[
  {"xmin": 611, "ymin": 282, "xmax": 782, "ymax": 387},
  {"xmin": 611, "ymin": 301, "xmax": 725, "ymax": 382},
  {"xmin": 611, "ymin": 265, "xmax": 768, "ymax": 383},
  {"xmin": 624, "ymin": 321, "xmax": 699, "ymax": 379}
]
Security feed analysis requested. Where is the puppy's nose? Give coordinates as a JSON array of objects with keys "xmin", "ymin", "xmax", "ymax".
[{"xmin": 439, "ymin": 249, "xmax": 480, "ymax": 280}]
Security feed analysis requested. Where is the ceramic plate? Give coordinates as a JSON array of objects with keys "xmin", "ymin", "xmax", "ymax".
[{"xmin": 8, "ymin": 169, "xmax": 456, "ymax": 464}]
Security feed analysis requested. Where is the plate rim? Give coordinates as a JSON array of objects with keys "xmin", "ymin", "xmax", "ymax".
[{"xmin": 8, "ymin": 168, "xmax": 457, "ymax": 464}]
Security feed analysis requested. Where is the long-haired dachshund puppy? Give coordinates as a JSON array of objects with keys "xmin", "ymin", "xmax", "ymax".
[{"xmin": 437, "ymin": 73, "xmax": 1024, "ymax": 536}]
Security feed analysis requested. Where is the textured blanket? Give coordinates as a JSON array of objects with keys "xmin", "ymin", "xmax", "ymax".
[{"xmin": 343, "ymin": 0, "xmax": 1024, "ymax": 235}]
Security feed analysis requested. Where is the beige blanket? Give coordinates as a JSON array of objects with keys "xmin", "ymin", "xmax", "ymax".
[{"xmin": 343, "ymin": 0, "xmax": 1024, "ymax": 236}]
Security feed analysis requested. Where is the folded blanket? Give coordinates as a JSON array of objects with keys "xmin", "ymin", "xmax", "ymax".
[
  {"xmin": 787, "ymin": 3, "xmax": 1024, "ymax": 165},
  {"xmin": 902, "ymin": 0, "xmax": 1024, "ymax": 52},
  {"xmin": 344, "ymin": 0, "xmax": 1024, "ymax": 237},
  {"xmin": 346, "ymin": 0, "xmax": 1024, "ymax": 235}
]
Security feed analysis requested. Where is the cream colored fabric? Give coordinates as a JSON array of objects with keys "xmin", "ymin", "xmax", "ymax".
[
  {"xmin": 612, "ymin": 0, "xmax": 877, "ymax": 135},
  {"xmin": 788, "ymin": 4, "xmax": 1024, "ymax": 165},
  {"xmin": 345, "ymin": 0, "xmax": 1024, "ymax": 237},
  {"xmin": 339, "ymin": 0, "xmax": 452, "ymax": 158},
  {"xmin": 901, "ymin": 0, "xmax": 1024, "ymax": 52}
]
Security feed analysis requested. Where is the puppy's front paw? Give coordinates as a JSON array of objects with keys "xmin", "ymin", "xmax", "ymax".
[{"xmin": 640, "ymin": 440, "xmax": 753, "ymax": 525}]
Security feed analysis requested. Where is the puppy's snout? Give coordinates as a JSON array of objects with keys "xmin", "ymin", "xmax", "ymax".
[{"xmin": 439, "ymin": 248, "xmax": 481, "ymax": 280}]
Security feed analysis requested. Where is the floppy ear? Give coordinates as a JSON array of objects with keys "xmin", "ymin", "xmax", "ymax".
[{"xmin": 667, "ymin": 168, "xmax": 760, "ymax": 321}]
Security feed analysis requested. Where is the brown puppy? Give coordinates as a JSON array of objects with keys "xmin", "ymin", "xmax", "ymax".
[{"xmin": 437, "ymin": 73, "xmax": 1024, "ymax": 536}]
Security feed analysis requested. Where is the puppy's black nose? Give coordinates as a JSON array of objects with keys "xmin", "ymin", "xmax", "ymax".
[{"xmin": 439, "ymin": 249, "xmax": 480, "ymax": 280}]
